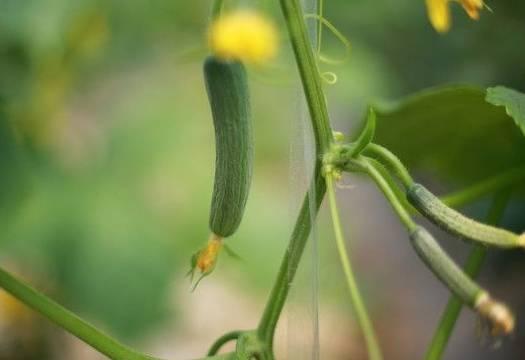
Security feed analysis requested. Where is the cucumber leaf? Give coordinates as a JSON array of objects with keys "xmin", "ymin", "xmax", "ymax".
[
  {"xmin": 486, "ymin": 86, "xmax": 525, "ymax": 137},
  {"xmin": 372, "ymin": 85, "xmax": 525, "ymax": 186}
]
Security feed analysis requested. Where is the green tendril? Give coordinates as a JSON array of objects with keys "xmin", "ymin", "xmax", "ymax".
[{"xmin": 304, "ymin": 14, "xmax": 351, "ymax": 65}]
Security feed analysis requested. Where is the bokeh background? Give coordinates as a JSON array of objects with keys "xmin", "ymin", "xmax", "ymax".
[{"xmin": 0, "ymin": 0, "xmax": 524, "ymax": 359}]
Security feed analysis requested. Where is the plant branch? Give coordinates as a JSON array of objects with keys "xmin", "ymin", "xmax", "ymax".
[
  {"xmin": 363, "ymin": 144, "xmax": 414, "ymax": 189},
  {"xmin": 279, "ymin": 0, "xmax": 333, "ymax": 153},
  {"xmin": 257, "ymin": 0, "xmax": 336, "ymax": 350},
  {"xmin": 364, "ymin": 143, "xmax": 525, "ymax": 209},
  {"xmin": 0, "ymin": 266, "xmax": 163, "ymax": 360},
  {"xmin": 207, "ymin": 331, "xmax": 243, "ymax": 356},
  {"xmin": 346, "ymin": 157, "xmax": 417, "ymax": 232},
  {"xmin": 425, "ymin": 190, "xmax": 512, "ymax": 360},
  {"xmin": 325, "ymin": 172, "xmax": 383, "ymax": 360},
  {"xmin": 0, "ymin": 265, "xmax": 237, "ymax": 360},
  {"xmin": 257, "ymin": 166, "xmax": 326, "ymax": 347}
]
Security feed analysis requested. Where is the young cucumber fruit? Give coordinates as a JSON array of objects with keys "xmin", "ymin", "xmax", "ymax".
[
  {"xmin": 188, "ymin": 56, "xmax": 253, "ymax": 288},
  {"xmin": 410, "ymin": 226, "xmax": 515, "ymax": 335},
  {"xmin": 205, "ymin": 56, "xmax": 253, "ymax": 238},
  {"xmin": 407, "ymin": 184, "xmax": 524, "ymax": 249}
]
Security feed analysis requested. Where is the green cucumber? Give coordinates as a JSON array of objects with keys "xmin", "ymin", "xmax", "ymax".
[
  {"xmin": 204, "ymin": 56, "xmax": 253, "ymax": 238},
  {"xmin": 407, "ymin": 184, "xmax": 523, "ymax": 249},
  {"xmin": 410, "ymin": 226, "xmax": 515, "ymax": 335},
  {"xmin": 409, "ymin": 226, "xmax": 481, "ymax": 306}
]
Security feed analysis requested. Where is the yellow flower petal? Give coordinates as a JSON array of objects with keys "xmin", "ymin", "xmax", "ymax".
[
  {"xmin": 426, "ymin": 0, "xmax": 451, "ymax": 33},
  {"xmin": 209, "ymin": 10, "xmax": 278, "ymax": 64}
]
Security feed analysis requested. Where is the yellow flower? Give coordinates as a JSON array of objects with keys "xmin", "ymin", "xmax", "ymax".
[
  {"xmin": 208, "ymin": 10, "xmax": 278, "ymax": 64},
  {"xmin": 426, "ymin": 0, "xmax": 451, "ymax": 33},
  {"xmin": 196, "ymin": 234, "xmax": 223, "ymax": 274},
  {"xmin": 426, "ymin": 0, "xmax": 485, "ymax": 33}
]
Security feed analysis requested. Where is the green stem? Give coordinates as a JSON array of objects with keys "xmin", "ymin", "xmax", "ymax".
[
  {"xmin": 363, "ymin": 144, "xmax": 414, "ymax": 189},
  {"xmin": 316, "ymin": 0, "xmax": 324, "ymax": 54},
  {"xmin": 0, "ymin": 265, "xmax": 234, "ymax": 360},
  {"xmin": 257, "ymin": 166, "xmax": 326, "ymax": 347},
  {"xmin": 325, "ymin": 172, "xmax": 383, "ymax": 360},
  {"xmin": 280, "ymin": 0, "xmax": 333, "ymax": 153},
  {"xmin": 0, "ymin": 266, "xmax": 162, "ymax": 360},
  {"xmin": 425, "ymin": 190, "xmax": 511, "ymax": 360},
  {"xmin": 257, "ymin": 0, "xmax": 336, "ymax": 349},
  {"xmin": 207, "ymin": 331, "xmax": 243, "ymax": 356},
  {"xmin": 347, "ymin": 157, "xmax": 417, "ymax": 232},
  {"xmin": 440, "ymin": 166, "xmax": 525, "ymax": 208}
]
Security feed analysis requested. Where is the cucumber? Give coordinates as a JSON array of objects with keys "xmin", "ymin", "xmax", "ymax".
[
  {"xmin": 407, "ymin": 183, "xmax": 523, "ymax": 249},
  {"xmin": 410, "ymin": 226, "xmax": 515, "ymax": 335},
  {"xmin": 409, "ymin": 226, "xmax": 481, "ymax": 306},
  {"xmin": 204, "ymin": 56, "xmax": 253, "ymax": 238},
  {"xmin": 188, "ymin": 56, "xmax": 253, "ymax": 288}
]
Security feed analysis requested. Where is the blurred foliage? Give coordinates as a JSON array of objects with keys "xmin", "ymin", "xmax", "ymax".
[
  {"xmin": 374, "ymin": 85, "xmax": 525, "ymax": 185},
  {"xmin": 486, "ymin": 86, "xmax": 525, "ymax": 136},
  {"xmin": 0, "ymin": 0, "xmax": 292, "ymax": 344}
]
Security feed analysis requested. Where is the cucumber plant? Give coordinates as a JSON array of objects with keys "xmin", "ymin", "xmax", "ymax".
[{"xmin": 0, "ymin": 1, "xmax": 524, "ymax": 360}]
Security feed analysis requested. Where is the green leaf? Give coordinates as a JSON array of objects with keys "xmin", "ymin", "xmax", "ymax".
[
  {"xmin": 373, "ymin": 85, "xmax": 525, "ymax": 186},
  {"xmin": 486, "ymin": 86, "xmax": 525, "ymax": 137}
]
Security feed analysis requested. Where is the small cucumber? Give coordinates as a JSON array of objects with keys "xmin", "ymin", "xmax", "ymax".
[
  {"xmin": 407, "ymin": 184, "xmax": 523, "ymax": 249},
  {"xmin": 410, "ymin": 226, "xmax": 515, "ymax": 335},
  {"xmin": 204, "ymin": 56, "xmax": 253, "ymax": 238},
  {"xmin": 188, "ymin": 56, "xmax": 253, "ymax": 288},
  {"xmin": 410, "ymin": 226, "xmax": 481, "ymax": 306}
]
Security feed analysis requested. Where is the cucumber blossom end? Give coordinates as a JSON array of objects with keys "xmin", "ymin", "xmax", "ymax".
[
  {"xmin": 188, "ymin": 233, "xmax": 224, "ymax": 290},
  {"xmin": 196, "ymin": 233, "xmax": 224, "ymax": 274},
  {"xmin": 475, "ymin": 292, "xmax": 515, "ymax": 336}
]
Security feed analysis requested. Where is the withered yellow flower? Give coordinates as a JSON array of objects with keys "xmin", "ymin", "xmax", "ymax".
[
  {"xmin": 426, "ymin": 0, "xmax": 485, "ymax": 33},
  {"xmin": 460, "ymin": 0, "xmax": 484, "ymax": 20},
  {"xmin": 209, "ymin": 10, "xmax": 278, "ymax": 64}
]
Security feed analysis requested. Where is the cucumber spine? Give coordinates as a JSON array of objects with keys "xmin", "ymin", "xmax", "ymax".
[{"xmin": 407, "ymin": 183, "xmax": 522, "ymax": 249}]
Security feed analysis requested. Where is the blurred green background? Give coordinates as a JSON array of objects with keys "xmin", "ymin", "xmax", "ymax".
[{"xmin": 0, "ymin": 0, "xmax": 524, "ymax": 359}]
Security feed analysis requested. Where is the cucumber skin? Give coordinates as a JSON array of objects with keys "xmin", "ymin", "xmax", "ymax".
[
  {"xmin": 407, "ymin": 184, "xmax": 519, "ymax": 248},
  {"xmin": 410, "ymin": 226, "xmax": 480, "ymax": 307},
  {"xmin": 204, "ymin": 56, "xmax": 253, "ymax": 238}
]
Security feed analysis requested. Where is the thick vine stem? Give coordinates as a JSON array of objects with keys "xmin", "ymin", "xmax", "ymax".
[
  {"xmin": 257, "ymin": 0, "xmax": 336, "ymax": 352},
  {"xmin": 279, "ymin": 0, "xmax": 334, "ymax": 153},
  {"xmin": 257, "ymin": 166, "xmax": 326, "ymax": 349}
]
